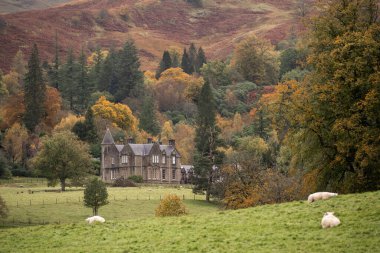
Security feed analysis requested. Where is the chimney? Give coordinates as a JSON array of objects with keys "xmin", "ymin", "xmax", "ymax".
[
  {"xmin": 147, "ymin": 137, "xmax": 153, "ymax": 144},
  {"xmin": 169, "ymin": 139, "xmax": 175, "ymax": 147},
  {"xmin": 127, "ymin": 137, "xmax": 134, "ymax": 144}
]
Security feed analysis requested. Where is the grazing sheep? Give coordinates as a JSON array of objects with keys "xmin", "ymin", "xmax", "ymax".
[
  {"xmin": 321, "ymin": 212, "xmax": 341, "ymax": 228},
  {"xmin": 308, "ymin": 192, "xmax": 338, "ymax": 203},
  {"xmin": 85, "ymin": 216, "xmax": 105, "ymax": 224}
]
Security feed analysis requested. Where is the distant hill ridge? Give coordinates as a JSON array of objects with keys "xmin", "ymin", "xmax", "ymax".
[{"xmin": 0, "ymin": 0, "xmax": 308, "ymax": 72}]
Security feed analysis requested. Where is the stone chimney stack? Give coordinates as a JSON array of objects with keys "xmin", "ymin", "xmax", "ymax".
[
  {"xmin": 147, "ymin": 137, "xmax": 153, "ymax": 144},
  {"xmin": 169, "ymin": 139, "xmax": 175, "ymax": 147},
  {"xmin": 127, "ymin": 137, "xmax": 134, "ymax": 144}
]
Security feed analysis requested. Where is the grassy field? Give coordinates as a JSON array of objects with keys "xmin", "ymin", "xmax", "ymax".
[
  {"xmin": 0, "ymin": 178, "xmax": 215, "ymax": 225},
  {"xmin": 0, "ymin": 180, "xmax": 379, "ymax": 252}
]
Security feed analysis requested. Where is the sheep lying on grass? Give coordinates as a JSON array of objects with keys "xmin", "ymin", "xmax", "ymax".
[
  {"xmin": 85, "ymin": 216, "xmax": 105, "ymax": 224},
  {"xmin": 308, "ymin": 192, "xmax": 338, "ymax": 203},
  {"xmin": 321, "ymin": 212, "xmax": 340, "ymax": 228}
]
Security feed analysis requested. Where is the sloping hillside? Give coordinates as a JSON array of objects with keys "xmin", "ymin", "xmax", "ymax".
[
  {"xmin": 0, "ymin": 0, "xmax": 76, "ymax": 14},
  {"xmin": 0, "ymin": 191, "xmax": 379, "ymax": 252},
  {"xmin": 0, "ymin": 0, "xmax": 302, "ymax": 71}
]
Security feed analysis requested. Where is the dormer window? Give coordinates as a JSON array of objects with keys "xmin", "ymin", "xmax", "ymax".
[
  {"xmin": 162, "ymin": 155, "xmax": 166, "ymax": 164},
  {"xmin": 121, "ymin": 155, "xmax": 128, "ymax": 164},
  {"xmin": 152, "ymin": 155, "xmax": 159, "ymax": 164}
]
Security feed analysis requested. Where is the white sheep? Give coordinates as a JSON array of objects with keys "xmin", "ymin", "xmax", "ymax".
[
  {"xmin": 308, "ymin": 192, "xmax": 338, "ymax": 203},
  {"xmin": 85, "ymin": 216, "xmax": 105, "ymax": 224},
  {"xmin": 321, "ymin": 212, "xmax": 340, "ymax": 228}
]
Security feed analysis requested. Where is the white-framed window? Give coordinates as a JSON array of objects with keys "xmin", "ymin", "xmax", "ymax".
[
  {"xmin": 111, "ymin": 157, "xmax": 115, "ymax": 165},
  {"xmin": 172, "ymin": 169, "xmax": 176, "ymax": 180},
  {"xmin": 162, "ymin": 155, "xmax": 166, "ymax": 164},
  {"xmin": 152, "ymin": 155, "xmax": 159, "ymax": 164},
  {"xmin": 172, "ymin": 156, "xmax": 176, "ymax": 165},
  {"xmin": 162, "ymin": 169, "xmax": 166, "ymax": 180},
  {"xmin": 121, "ymin": 155, "xmax": 128, "ymax": 164},
  {"xmin": 111, "ymin": 168, "xmax": 117, "ymax": 180}
]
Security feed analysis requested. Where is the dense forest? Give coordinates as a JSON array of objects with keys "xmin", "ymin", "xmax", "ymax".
[{"xmin": 0, "ymin": 0, "xmax": 378, "ymax": 208}]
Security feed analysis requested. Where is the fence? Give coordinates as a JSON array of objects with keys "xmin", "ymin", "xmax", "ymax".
[
  {"xmin": 7, "ymin": 194, "xmax": 206, "ymax": 208},
  {"xmin": 0, "ymin": 177, "xmax": 47, "ymax": 185}
]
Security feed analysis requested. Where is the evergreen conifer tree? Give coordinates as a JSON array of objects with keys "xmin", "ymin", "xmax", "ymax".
[
  {"xmin": 114, "ymin": 40, "xmax": 143, "ymax": 101},
  {"xmin": 73, "ymin": 108, "xmax": 98, "ymax": 143},
  {"xmin": 24, "ymin": 44, "xmax": 46, "ymax": 132},
  {"xmin": 77, "ymin": 49, "xmax": 90, "ymax": 113},
  {"xmin": 188, "ymin": 43, "xmax": 197, "ymax": 74},
  {"xmin": 195, "ymin": 46, "xmax": 207, "ymax": 73},
  {"xmin": 193, "ymin": 81, "xmax": 223, "ymax": 201},
  {"xmin": 156, "ymin": 50, "xmax": 172, "ymax": 78},
  {"xmin": 61, "ymin": 49, "xmax": 78, "ymax": 111},
  {"xmin": 52, "ymin": 31, "xmax": 60, "ymax": 90},
  {"xmin": 139, "ymin": 95, "xmax": 161, "ymax": 136},
  {"xmin": 181, "ymin": 49, "xmax": 192, "ymax": 74},
  {"xmin": 98, "ymin": 48, "xmax": 118, "ymax": 94}
]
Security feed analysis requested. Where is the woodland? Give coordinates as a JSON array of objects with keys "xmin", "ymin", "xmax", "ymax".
[{"xmin": 0, "ymin": 0, "xmax": 379, "ymax": 210}]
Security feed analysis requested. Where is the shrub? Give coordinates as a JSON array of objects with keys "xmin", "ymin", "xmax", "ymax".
[
  {"xmin": 0, "ymin": 195, "xmax": 8, "ymax": 219},
  {"xmin": 128, "ymin": 175, "xmax": 143, "ymax": 183},
  {"xmin": 155, "ymin": 194, "xmax": 188, "ymax": 217},
  {"xmin": 84, "ymin": 178, "xmax": 109, "ymax": 215},
  {"xmin": 113, "ymin": 177, "xmax": 136, "ymax": 187}
]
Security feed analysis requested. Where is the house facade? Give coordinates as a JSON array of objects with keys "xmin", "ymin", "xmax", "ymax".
[{"xmin": 101, "ymin": 128, "xmax": 183, "ymax": 184}]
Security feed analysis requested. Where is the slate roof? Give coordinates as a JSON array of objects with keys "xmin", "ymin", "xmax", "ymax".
[
  {"xmin": 115, "ymin": 145, "xmax": 124, "ymax": 152},
  {"xmin": 129, "ymin": 144, "xmax": 154, "ymax": 156},
  {"xmin": 101, "ymin": 128, "xmax": 115, "ymax": 145}
]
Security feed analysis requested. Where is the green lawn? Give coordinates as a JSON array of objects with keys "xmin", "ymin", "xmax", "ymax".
[
  {"xmin": 0, "ymin": 179, "xmax": 214, "ymax": 225},
  {"xmin": 0, "ymin": 184, "xmax": 379, "ymax": 252}
]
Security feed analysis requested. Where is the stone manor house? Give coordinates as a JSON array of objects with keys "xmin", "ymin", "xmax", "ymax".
[{"xmin": 101, "ymin": 128, "xmax": 193, "ymax": 184}]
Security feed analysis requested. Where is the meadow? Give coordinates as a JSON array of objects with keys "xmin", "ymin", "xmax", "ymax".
[
  {"xmin": 0, "ymin": 178, "xmax": 215, "ymax": 225},
  {"xmin": 0, "ymin": 178, "xmax": 379, "ymax": 252}
]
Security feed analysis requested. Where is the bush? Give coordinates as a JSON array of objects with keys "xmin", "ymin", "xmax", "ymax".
[
  {"xmin": 11, "ymin": 164, "xmax": 34, "ymax": 177},
  {"xmin": 0, "ymin": 195, "xmax": 8, "ymax": 219},
  {"xmin": 112, "ymin": 177, "xmax": 136, "ymax": 187},
  {"xmin": 128, "ymin": 175, "xmax": 143, "ymax": 183},
  {"xmin": 155, "ymin": 194, "xmax": 188, "ymax": 217}
]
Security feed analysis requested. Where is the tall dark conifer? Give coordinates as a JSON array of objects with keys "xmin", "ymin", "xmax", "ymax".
[
  {"xmin": 193, "ymin": 81, "xmax": 223, "ymax": 201},
  {"xmin": 195, "ymin": 47, "xmax": 207, "ymax": 73},
  {"xmin": 24, "ymin": 44, "xmax": 46, "ymax": 132},
  {"xmin": 181, "ymin": 49, "xmax": 192, "ymax": 74},
  {"xmin": 115, "ymin": 40, "xmax": 143, "ymax": 101},
  {"xmin": 77, "ymin": 49, "xmax": 90, "ymax": 113},
  {"xmin": 98, "ymin": 48, "xmax": 118, "ymax": 93},
  {"xmin": 188, "ymin": 43, "xmax": 197, "ymax": 74},
  {"xmin": 139, "ymin": 95, "xmax": 161, "ymax": 136},
  {"xmin": 61, "ymin": 49, "xmax": 78, "ymax": 111},
  {"xmin": 52, "ymin": 31, "xmax": 60, "ymax": 90},
  {"xmin": 156, "ymin": 50, "xmax": 172, "ymax": 78}
]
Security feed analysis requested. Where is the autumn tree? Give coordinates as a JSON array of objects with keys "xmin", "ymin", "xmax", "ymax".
[
  {"xmin": 174, "ymin": 122, "xmax": 195, "ymax": 164},
  {"xmin": 232, "ymin": 35, "xmax": 279, "ymax": 85},
  {"xmin": 193, "ymin": 81, "xmax": 223, "ymax": 201},
  {"xmin": 160, "ymin": 121, "xmax": 174, "ymax": 143},
  {"xmin": 33, "ymin": 131, "xmax": 92, "ymax": 191},
  {"xmin": 84, "ymin": 178, "xmax": 109, "ymax": 215},
  {"xmin": 92, "ymin": 96, "xmax": 138, "ymax": 132},
  {"xmin": 3, "ymin": 123, "xmax": 28, "ymax": 166},
  {"xmin": 0, "ymin": 70, "xmax": 8, "ymax": 99},
  {"xmin": 23, "ymin": 44, "xmax": 46, "ymax": 132}
]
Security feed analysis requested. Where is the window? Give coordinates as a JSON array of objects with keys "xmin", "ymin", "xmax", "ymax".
[
  {"xmin": 121, "ymin": 155, "xmax": 128, "ymax": 164},
  {"xmin": 162, "ymin": 155, "xmax": 166, "ymax": 164},
  {"xmin": 152, "ymin": 155, "xmax": 159, "ymax": 164},
  {"xmin": 110, "ymin": 168, "xmax": 117, "ymax": 180},
  {"xmin": 172, "ymin": 156, "xmax": 176, "ymax": 165},
  {"xmin": 111, "ymin": 157, "xmax": 115, "ymax": 165},
  {"xmin": 172, "ymin": 169, "xmax": 176, "ymax": 180},
  {"xmin": 162, "ymin": 169, "xmax": 166, "ymax": 180}
]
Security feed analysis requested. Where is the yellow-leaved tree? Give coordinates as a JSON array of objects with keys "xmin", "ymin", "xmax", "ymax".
[{"xmin": 92, "ymin": 96, "xmax": 138, "ymax": 133}]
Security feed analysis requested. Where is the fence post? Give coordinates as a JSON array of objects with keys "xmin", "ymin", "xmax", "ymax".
[
  {"xmin": 183, "ymin": 194, "xmax": 185, "ymax": 200},
  {"xmin": 160, "ymin": 195, "xmax": 161, "ymax": 200},
  {"xmin": 29, "ymin": 200, "xmax": 31, "ymax": 206},
  {"xmin": 149, "ymin": 195, "xmax": 150, "ymax": 200},
  {"xmin": 114, "ymin": 196, "xmax": 115, "ymax": 201},
  {"xmin": 17, "ymin": 201, "xmax": 19, "ymax": 207},
  {"xmin": 43, "ymin": 199, "xmax": 44, "ymax": 206},
  {"xmin": 137, "ymin": 195, "xmax": 138, "ymax": 200},
  {"xmin": 56, "ymin": 198, "xmax": 57, "ymax": 204},
  {"xmin": 126, "ymin": 195, "xmax": 127, "ymax": 200},
  {"xmin": 194, "ymin": 194, "xmax": 195, "ymax": 200}
]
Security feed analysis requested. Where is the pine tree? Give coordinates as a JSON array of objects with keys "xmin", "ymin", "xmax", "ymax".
[
  {"xmin": 73, "ymin": 107, "xmax": 98, "ymax": 143},
  {"xmin": 181, "ymin": 49, "xmax": 192, "ymax": 74},
  {"xmin": 139, "ymin": 95, "xmax": 161, "ymax": 136},
  {"xmin": 77, "ymin": 49, "xmax": 90, "ymax": 113},
  {"xmin": 61, "ymin": 49, "xmax": 78, "ymax": 111},
  {"xmin": 156, "ymin": 50, "xmax": 172, "ymax": 78},
  {"xmin": 195, "ymin": 46, "xmax": 207, "ymax": 73},
  {"xmin": 52, "ymin": 31, "xmax": 60, "ymax": 90},
  {"xmin": 89, "ymin": 47, "xmax": 103, "ymax": 91},
  {"xmin": 24, "ymin": 44, "xmax": 46, "ymax": 132},
  {"xmin": 193, "ymin": 81, "xmax": 223, "ymax": 201},
  {"xmin": 188, "ymin": 43, "xmax": 197, "ymax": 74},
  {"xmin": 114, "ymin": 40, "xmax": 143, "ymax": 101},
  {"xmin": 98, "ymin": 48, "xmax": 118, "ymax": 94}
]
